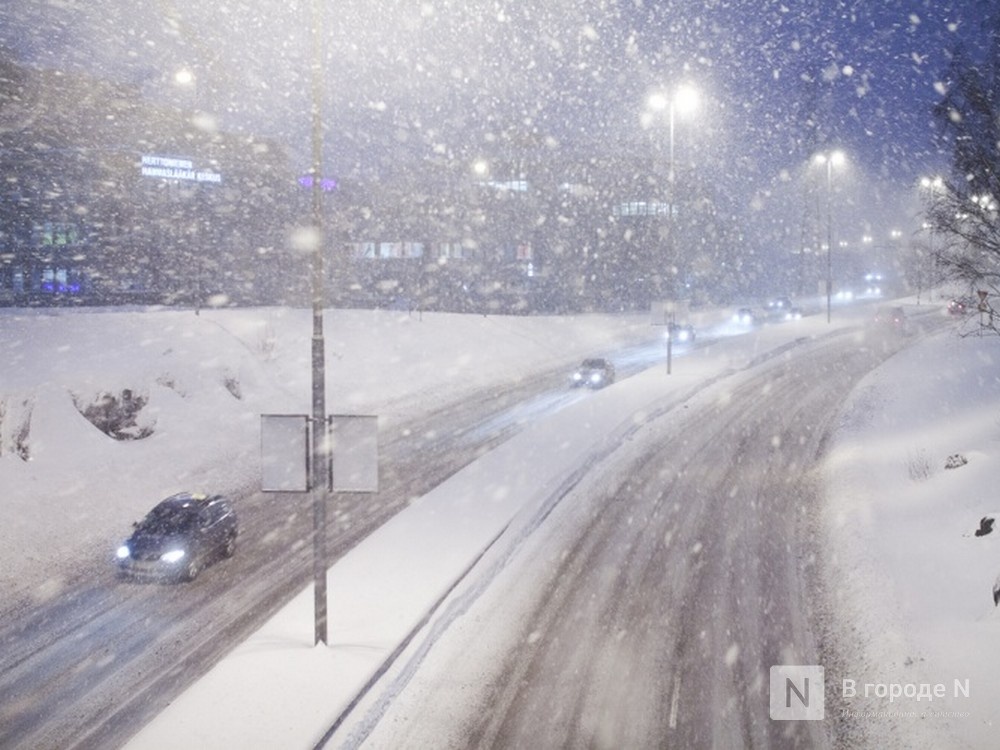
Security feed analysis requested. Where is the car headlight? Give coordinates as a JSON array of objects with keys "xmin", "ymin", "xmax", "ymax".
[
  {"xmin": 116, "ymin": 544, "xmax": 130, "ymax": 560},
  {"xmin": 590, "ymin": 373, "xmax": 602, "ymax": 383},
  {"xmin": 160, "ymin": 549, "xmax": 186, "ymax": 564}
]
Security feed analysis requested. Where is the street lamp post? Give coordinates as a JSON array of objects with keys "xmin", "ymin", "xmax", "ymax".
[
  {"xmin": 814, "ymin": 150, "xmax": 845, "ymax": 322},
  {"xmin": 173, "ymin": 68, "xmax": 204, "ymax": 315},
  {"xmin": 645, "ymin": 84, "xmax": 699, "ymax": 300},
  {"xmin": 308, "ymin": 0, "xmax": 329, "ymax": 646}
]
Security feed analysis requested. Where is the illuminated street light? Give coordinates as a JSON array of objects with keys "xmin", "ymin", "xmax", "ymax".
[
  {"xmin": 172, "ymin": 66, "xmax": 204, "ymax": 315},
  {"xmin": 646, "ymin": 83, "xmax": 700, "ymax": 187},
  {"xmin": 472, "ymin": 159, "xmax": 489, "ymax": 179},
  {"xmin": 174, "ymin": 68, "xmax": 195, "ymax": 87},
  {"xmin": 643, "ymin": 83, "xmax": 700, "ymax": 299},
  {"xmin": 814, "ymin": 150, "xmax": 845, "ymax": 322},
  {"xmin": 920, "ymin": 175, "xmax": 944, "ymax": 191}
]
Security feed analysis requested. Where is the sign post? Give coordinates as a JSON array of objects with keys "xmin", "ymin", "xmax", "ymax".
[
  {"xmin": 652, "ymin": 299, "xmax": 686, "ymax": 375},
  {"xmin": 261, "ymin": 412, "xmax": 378, "ymax": 645}
]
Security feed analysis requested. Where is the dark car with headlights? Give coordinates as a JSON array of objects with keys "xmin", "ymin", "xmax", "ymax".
[
  {"xmin": 571, "ymin": 357, "xmax": 615, "ymax": 388},
  {"xmin": 667, "ymin": 321, "xmax": 696, "ymax": 343},
  {"xmin": 872, "ymin": 305, "xmax": 910, "ymax": 335},
  {"xmin": 116, "ymin": 492, "xmax": 238, "ymax": 582}
]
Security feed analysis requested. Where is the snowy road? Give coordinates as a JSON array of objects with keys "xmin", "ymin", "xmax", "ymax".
[
  {"xmin": 0, "ymin": 313, "xmax": 681, "ymax": 750},
  {"xmin": 0, "ymin": 309, "xmax": 926, "ymax": 749},
  {"xmin": 0, "ymin": 365, "xmax": 584, "ymax": 749},
  {"xmin": 338, "ymin": 330, "xmax": 915, "ymax": 749}
]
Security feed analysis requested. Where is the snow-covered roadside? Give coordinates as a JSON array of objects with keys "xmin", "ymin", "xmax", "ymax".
[
  {"xmin": 14, "ymin": 300, "xmax": 994, "ymax": 749},
  {"xmin": 123, "ymin": 310, "xmax": 867, "ymax": 749},
  {"xmin": 822, "ymin": 326, "xmax": 1000, "ymax": 749},
  {"xmin": 0, "ymin": 306, "xmax": 661, "ymax": 604}
]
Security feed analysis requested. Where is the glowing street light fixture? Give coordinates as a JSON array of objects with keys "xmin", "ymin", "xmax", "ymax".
[
  {"xmin": 814, "ymin": 149, "xmax": 845, "ymax": 322},
  {"xmin": 646, "ymin": 83, "xmax": 700, "ymax": 185},
  {"xmin": 174, "ymin": 68, "xmax": 195, "ymax": 87},
  {"xmin": 471, "ymin": 159, "xmax": 489, "ymax": 178},
  {"xmin": 920, "ymin": 175, "xmax": 944, "ymax": 191},
  {"xmin": 644, "ymin": 83, "xmax": 701, "ymax": 300}
]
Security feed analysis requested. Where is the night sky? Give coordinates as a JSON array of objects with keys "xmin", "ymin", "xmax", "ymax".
[{"xmin": 2, "ymin": 0, "xmax": 995, "ymax": 243}]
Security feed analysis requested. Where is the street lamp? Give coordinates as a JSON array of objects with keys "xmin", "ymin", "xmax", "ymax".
[
  {"xmin": 174, "ymin": 67, "xmax": 195, "ymax": 88},
  {"xmin": 471, "ymin": 159, "xmax": 489, "ymax": 180},
  {"xmin": 644, "ymin": 83, "xmax": 700, "ymax": 300},
  {"xmin": 814, "ymin": 149, "xmax": 845, "ymax": 322},
  {"xmin": 173, "ymin": 67, "xmax": 204, "ymax": 315},
  {"xmin": 308, "ymin": 0, "xmax": 329, "ymax": 646},
  {"xmin": 646, "ymin": 84, "xmax": 700, "ymax": 188}
]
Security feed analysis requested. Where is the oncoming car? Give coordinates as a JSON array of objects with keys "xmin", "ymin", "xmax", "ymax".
[
  {"xmin": 732, "ymin": 307, "xmax": 756, "ymax": 326},
  {"xmin": 872, "ymin": 305, "xmax": 910, "ymax": 335},
  {"xmin": 667, "ymin": 321, "xmax": 696, "ymax": 343},
  {"xmin": 571, "ymin": 358, "xmax": 615, "ymax": 388},
  {"xmin": 948, "ymin": 298, "xmax": 971, "ymax": 315},
  {"xmin": 116, "ymin": 492, "xmax": 238, "ymax": 582},
  {"xmin": 784, "ymin": 306, "xmax": 803, "ymax": 321}
]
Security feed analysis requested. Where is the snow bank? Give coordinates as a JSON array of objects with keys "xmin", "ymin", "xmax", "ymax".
[{"xmin": 823, "ymin": 328, "xmax": 1000, "ymax": 748}]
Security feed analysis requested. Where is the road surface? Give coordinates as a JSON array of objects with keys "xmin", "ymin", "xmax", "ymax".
[
  {"xmin": 338, "ymin": 328, "xmax": 918, "ymax": 749},
  {"xmin": 0, "ymin": 312, "xmax": 922, "ymax": 749}
]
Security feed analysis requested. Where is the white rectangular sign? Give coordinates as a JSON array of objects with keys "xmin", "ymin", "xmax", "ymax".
[
  {"xmin": 329, "ymin": 415, "xmax": 378, "ymax": 493},
  {"xmin": 261, "ymin": 414, "xmax": 309, "ymax": 492}
]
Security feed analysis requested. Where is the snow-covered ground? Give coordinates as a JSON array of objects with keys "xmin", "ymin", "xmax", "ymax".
[
  {"xmin": 3, "ymin": 299, "xmax": 997, "ymax": 748},
  {"xmin": 0, "ymin": 305, "xmax": 661, "ymax": 603},
  {"xmin": 823, "ymin": 320, "xmax": 1000, "ymax": 748}
]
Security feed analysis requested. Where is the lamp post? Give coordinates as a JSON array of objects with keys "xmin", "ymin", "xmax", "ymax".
[
  {"xmin": 644, "ymin": 84, "xmax": 699, "ymax": 300},
  {"xmin": 814, "ymin": 150, "xmax": 845, "ymax": 322},
  {"xmin": 173, "ymin": 67, "xmax": 205, "ymax": 315},
  {"xmin": 308, "ymin": 0, "xmax": 329, "ymax": 646}
]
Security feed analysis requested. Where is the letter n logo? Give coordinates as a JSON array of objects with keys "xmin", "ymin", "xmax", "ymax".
[{"xmin": 769, "ymin": 665, "xmax": 825, "ymax": 720}]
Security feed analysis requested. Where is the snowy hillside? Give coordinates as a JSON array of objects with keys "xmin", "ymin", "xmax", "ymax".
[{"xmin": 0, "ymin": 306, "xmax": 657, "ymax": 602}]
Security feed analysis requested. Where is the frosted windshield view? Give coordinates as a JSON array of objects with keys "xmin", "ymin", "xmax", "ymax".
[{"xmin": 2, "ymin": 2, "xmax": 1000, "ymax": 748}]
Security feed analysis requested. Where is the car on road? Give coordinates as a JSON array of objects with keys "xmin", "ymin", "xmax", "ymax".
[
  {"xmin": 872, "ymin": 305, "xmax": 910, "ymax": 334},
  {"xmin": 116, "ymin": 492, "xmax": 238, "ymax": 582},
  {"xmin": 766, "ymin": 296, "xmax": 793, "ymax": 316},
  {"xmin": 732, "ymin": 307, "xmax": 756, "ymax": 326},
  {"xmin": 948, "ymin": 297, "xmax": 970, "ymax": 315},
  {"xmin": 784, "ymin": 306, "xmax": 803, "ymax": 321},
  {"xmin": 570, "ymin": 358, "xmax": 615, "ymax": 388},
  {"xmin": 667, "ymin": 321, "xmax": 695, "ymax": 343}
]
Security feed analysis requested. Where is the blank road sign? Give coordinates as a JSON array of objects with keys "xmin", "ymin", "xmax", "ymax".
[
  {"xmin": 261, "ymin": 414, "xmax": 309, "ymax": 492},
  {"xmin": 329, "ymin": 415, "xmax": 378, "ymax": 492}
]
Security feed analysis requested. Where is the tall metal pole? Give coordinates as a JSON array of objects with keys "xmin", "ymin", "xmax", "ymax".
[
  {"xmin": 825, "ymin": 158, "xmax": 833, "ymax": 324},
  {"xmin": 667, "ymin": 100, "xmax": 675, "ymax": 301},
  {"xmin": 309, "ymin": 0, "xmax": 328, "ymax": 646}
]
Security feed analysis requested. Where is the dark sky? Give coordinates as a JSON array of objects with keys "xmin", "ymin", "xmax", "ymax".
[{"xmin": 2, "ymin": 0, "xmax": 995, "ymax": 241}]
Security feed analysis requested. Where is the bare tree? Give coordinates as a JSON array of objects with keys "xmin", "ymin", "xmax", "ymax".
[{"xmin": 928, "ymin": 12, "xmax": 1000, "ymax": 331}]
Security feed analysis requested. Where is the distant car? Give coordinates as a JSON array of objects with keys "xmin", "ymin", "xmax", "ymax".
[
  {"xmin": 873, "ymin": 305, "xmax": 909, "ymax": 334},
  {"xmin": 947, "ymin": 298, "xmax": 969, "ymax": 315},
  {"xmin": 667, "ymin": 321, "xmax": 696, "ymax": 343},
  {"xmin": 766, "ymin": 296, "xmax": 792, "ymax": 313},
  {"xmin": 571, "ymin": 358, "xmax": 615, "ymax": 388},
  {"xmin": 784, "ymin": 306, "xmax": 803, "ymax": 320},
  {"xmin": 732, "ymin": 307, "xmax": 756, "ymax": 326},
  {"xmin": 116, "ymin": 492, "xmax": 238, "ymax": 582}
]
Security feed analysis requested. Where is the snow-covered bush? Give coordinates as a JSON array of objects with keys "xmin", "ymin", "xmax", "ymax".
[{"xmin": 72, "ymin": 389, "xmax": 155, "ymax": 440}]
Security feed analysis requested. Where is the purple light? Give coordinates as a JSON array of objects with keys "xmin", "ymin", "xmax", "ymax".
[{"xmin": 298, "ymin": 175, "xmax": 338, "ymax": 192}]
